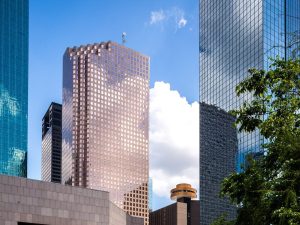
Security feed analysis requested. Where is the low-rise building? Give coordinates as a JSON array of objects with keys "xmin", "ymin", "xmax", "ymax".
[
  {"xmin": 0, "ymin": 174, "xmax": 143, "ymax": 225},
  {"xmin": 149, "ymin": 183, "xmax": 200, "ymax": 225}
]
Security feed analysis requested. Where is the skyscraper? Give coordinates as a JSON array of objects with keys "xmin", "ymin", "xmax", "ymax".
[
  {"xmin": 0, "ymin": 0, "xmax": 28, "ymax": 177},
  {"xmin": 62, "ymin": 41, "xmax": 149, "ymax": 224},
  {"xmin": 200, "ymin": 103, "xmax": 237, "ymax": 224},
  {"xmin": 200, "ymin": 0, "xmax": 300, "ymax": 170},
  {"xmin": 200, "ymin": 1, "xmax": 300, "ymax": 224},
  {"xmin": 42, "ymin": 102, "xmax": 62, "ymax": 183}
]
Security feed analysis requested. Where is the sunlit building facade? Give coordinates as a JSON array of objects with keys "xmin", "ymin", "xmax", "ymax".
[
  {"xmin": 62, "ymin": 41, "xmax": 150, "ymax": 224},
  {"xmin": 200, "ymin": 1, "xmax": 300, "ymax": 224},
  {"xmin": 0, "ymin": 0, "xmax": 28, "ymax": 177}
]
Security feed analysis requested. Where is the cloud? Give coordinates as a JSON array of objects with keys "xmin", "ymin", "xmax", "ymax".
[
  {"xmin": 149, "ymin": 7, "xmax": 188, "ymax": 30},
  {"xmin": 150, "ymin": 10, "xmax": 166, "ymax": 25},
  {"xmin": 150, "ymin": 82, "xmax": 199, "ymax": 199},
  {"xmin": 178, "ymin": 18, "xmax": 187, "ymax": 28},
  {"xmin": 0, "ymin": 85, "xmax": 20, "ymax": 116}
]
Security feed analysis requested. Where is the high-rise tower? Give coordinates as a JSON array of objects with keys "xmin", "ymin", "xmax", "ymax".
[
  {"xmin": 199, "ymin": 103, "xmax": 237, "ymax": 224},
  {"xmin": 200, "ymin": 0, "xmax": 300, "ymax": 169},
  {"xmin": 200, "ymin": 1, "xmax": 300, "ymax": 224},
  {"xmin": 42, "ymin": 102, "xmax": 62, "ymax": 183},
  {"xmin": 62, "ymin": 41, "xmax": 149, "ymax": 224},
  {"xmin": 0, "ymin": 0, "xmax": 28, "ymax": 177}
]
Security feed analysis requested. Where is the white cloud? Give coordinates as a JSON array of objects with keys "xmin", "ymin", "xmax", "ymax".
[
  {"xmin": 178, "ymin": 18, "xmax": 187, "ymax": 28},
  {"xmin": 149, "ymin": 7, "xmax": 188, "ymax": 30},
  {"xmin": 150, "ymin": 81, "xmax": 199, "ymax": 199},
  {"xmin": 150, "ymin": 10, "xmax": 166, "ymax": 25},
  {"xmin": 0, "ymin": 85, "xmax": 20, "ymax": 116}
]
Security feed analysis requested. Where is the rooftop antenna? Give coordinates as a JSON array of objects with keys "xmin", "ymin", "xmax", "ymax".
[{"xmin": 122, "ymin": 32, "xmax": 127, "ymax": 45}]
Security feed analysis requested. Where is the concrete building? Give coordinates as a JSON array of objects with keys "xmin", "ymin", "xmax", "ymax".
[
  {"xmin": 0, "ymin": 174, "xmax": 143, "ymax": 225},
  {"xmin": 0, "ymin": 0, "xmax": 28, "ymax": 177},
  {"xmin": 199, "ymin": 103, "xmax": 238, "ymax": 224},
  {"xmin": 149, "ymin": 184, "xmax": 200, "ymax": 225},
  {"xmin": 62, "ymin": 41, "xmax": 150, "ymax": 224},
  {"xmin": 42, "ymin": 102, "xmax": 62, "ymax": 183}
]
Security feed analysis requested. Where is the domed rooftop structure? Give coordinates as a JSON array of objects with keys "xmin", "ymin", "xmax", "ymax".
[{"xmin": 170, "ymin": 183, "xmax": 197, "ymax": 201}]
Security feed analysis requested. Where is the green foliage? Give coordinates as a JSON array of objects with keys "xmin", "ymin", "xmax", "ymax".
[
  {"xmin": 211, "ymin": 214, "xmax": 235, "ymax": 225},
  {"xmin": 212, "ymin": 58, "xmax": 300, "ymax": 225}
]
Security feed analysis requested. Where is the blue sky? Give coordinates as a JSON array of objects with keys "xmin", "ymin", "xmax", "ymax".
[{"xmin": 28, "ymin": 0, "xmax": 198, "ymax": 210}]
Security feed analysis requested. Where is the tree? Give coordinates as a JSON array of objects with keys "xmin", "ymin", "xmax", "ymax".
[
  {"xmin": 211, "ymin": 214, "xmax": 235, "ymax": 225},
  {"xmin": 213, "ymin": 58, "xmax": 300, "ymax": 225}
]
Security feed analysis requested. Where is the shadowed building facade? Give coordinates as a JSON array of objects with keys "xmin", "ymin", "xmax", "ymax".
[
  {"xmin": 200, "ymin": 1, "xmax": 300, "ymax": 224},
  {"xmin": 199, "ymin": 103, "xmax": 237, "ymax": 224},
  {"xmin": 62, "ymin": 41, "xmax": 149, "ymax": 224},
  {"xmin": 0, "ymin": 0, "xmax": 28, "ymax": 177},
  {"xmin": 42, "ymin": 102, "xmax": 62, "ymax": 183}
]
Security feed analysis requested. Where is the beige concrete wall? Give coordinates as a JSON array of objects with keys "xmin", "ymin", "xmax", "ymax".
[
  {"xmin": 109, "ymin": 202, "xmax": 144, "ymax": 225},
  {"xmin": 0, "ymin": 175, "xmax": 143, "ymax": 225},
  {"xmin": 126, "ymin": 214, "xmax": 145, "ymax": 225},
  {"xmin": 176, "ymin": 202, "xmax": 187, "ymax": 225},
  {"xmin": 109, "ymin": 202, "xmax": 127, "ymax": 225}
]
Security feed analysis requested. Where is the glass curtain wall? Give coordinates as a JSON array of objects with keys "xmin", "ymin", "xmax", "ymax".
[{"xmin": 0, "ymin": 0, "xmax": 28, "ymax": 177}]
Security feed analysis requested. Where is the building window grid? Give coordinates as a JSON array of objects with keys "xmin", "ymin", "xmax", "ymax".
[
  {"xmin": 200, "ymin": 1, "xmax": 300, "ymax": 224},
  {"xmin": 63, "ymin": 42, "xmax": 149, "ymax": 224}
]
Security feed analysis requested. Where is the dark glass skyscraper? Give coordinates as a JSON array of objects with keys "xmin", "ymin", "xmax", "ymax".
[
  {"xmin": 199, "ymin": 103, "xmax": 237, "ymax": 225},
  {"xmin": 42, "ymin": 102, "xmax": 62, "ymax": 183},
  {"xmin": 200, "ymin": 1, "xmax": 300, "ymax": 224},
  {"xmin": 0, "ymin": 0, "xmax": 28, "ymax": 177}
]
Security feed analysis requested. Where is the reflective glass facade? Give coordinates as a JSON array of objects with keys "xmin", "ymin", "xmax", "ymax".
[
  {"xmin": 0, "ymin": 0, "xmax": 28, "ymax": 177},
  {"xmin": 199, "ymin": 103, "xmax": 237, "ymax": 225},
  {"xmin": 200, "ymin": 1, "xmax": 300, "ymax": 224},
  {"xmin": 200, "ymin": 0, "xmax": 300, "ymax": 170},
  {"xmin": 62, "ymin": 41, "xmax": 149, "ymax": 224},
  {"xmin": 286, "ymin": 0, "xmax": 300, "ymax": 58},
  {"xmin": 200, "ymin": 0, "xmax": 264, "ymax": 173}
]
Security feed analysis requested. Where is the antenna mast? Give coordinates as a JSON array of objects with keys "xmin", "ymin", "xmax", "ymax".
[{"xmin": 122, "ymin": 32, "xmax": 127, "ymax": 45}]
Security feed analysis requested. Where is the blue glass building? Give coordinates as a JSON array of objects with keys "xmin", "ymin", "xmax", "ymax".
[
  {"xmin": 0, "ymin": 0, "xmax": 28, "ymax": 177},
  {"xmin": 200, "ymin": 1, "xmax": 300, "ymax": 224}
]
